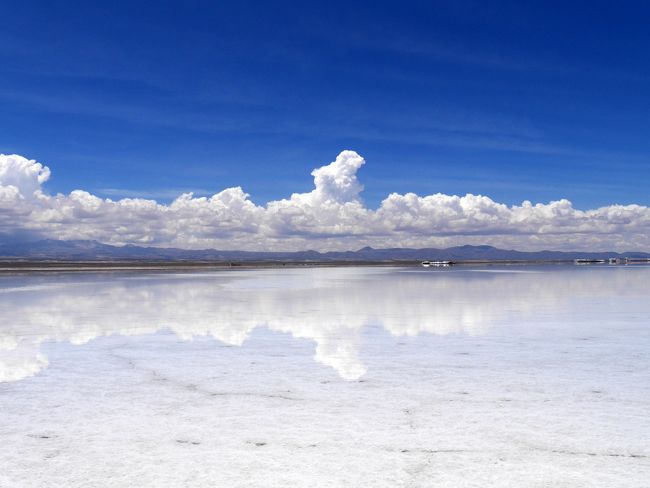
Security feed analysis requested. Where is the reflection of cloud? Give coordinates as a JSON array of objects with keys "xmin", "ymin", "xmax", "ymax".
[
  {"xmin": 0, "ymin": 267, "xmax": 647, "ymax": 382},
  {"xmin": 0, "ymin": 337, "xmax": 48, "ymax": 383}
]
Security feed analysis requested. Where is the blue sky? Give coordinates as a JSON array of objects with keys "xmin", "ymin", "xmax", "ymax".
[{"xmin": 1, "ymin": 0, "xmax": 649, "ymax": 210}]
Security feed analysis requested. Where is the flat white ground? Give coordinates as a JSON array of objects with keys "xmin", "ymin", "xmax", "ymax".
[{"xmin": 1, "ymin": 266, "xmax": 649, "ymax": 487}]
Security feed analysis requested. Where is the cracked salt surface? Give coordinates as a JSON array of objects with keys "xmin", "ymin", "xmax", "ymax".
[{"xmin": 1, "ymin": 265, "xmax": 649, "ymax": 487}]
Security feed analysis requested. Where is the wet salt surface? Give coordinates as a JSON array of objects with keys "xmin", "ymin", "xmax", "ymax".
[{"xmin": 1, "ymin": 265, "xmax": 649, "ymax": 487}]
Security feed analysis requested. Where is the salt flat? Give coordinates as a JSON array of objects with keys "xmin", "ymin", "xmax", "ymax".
[{"xmin": 1, "ymin": 265, "xmax": 649, "ymax": 487}]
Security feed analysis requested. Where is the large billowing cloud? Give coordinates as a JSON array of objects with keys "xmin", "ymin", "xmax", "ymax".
[{"xmin": 1, "ymin": 151, "xmax": 649, "ymax": 251}]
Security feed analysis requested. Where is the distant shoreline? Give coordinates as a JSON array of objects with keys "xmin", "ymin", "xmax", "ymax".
[{"xmin": 0, "ymin": 259, "xmax": 633, "ymax": 273}]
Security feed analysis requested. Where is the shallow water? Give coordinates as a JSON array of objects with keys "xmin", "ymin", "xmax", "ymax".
[{"xmin": 1, "ymin": 265, "xmax": 649, "ymax": 487}]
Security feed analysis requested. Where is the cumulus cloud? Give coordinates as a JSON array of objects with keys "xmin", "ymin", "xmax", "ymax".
[
  {"xmin": 0, "ymin": 154, "xmax": 51, "ymax": 199},
  {"xmin": 0, "ymin": 150, "xmax": 649, "ymax": 251}
]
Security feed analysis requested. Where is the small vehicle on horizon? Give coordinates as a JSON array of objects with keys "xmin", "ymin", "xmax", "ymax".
[{"xmin": 421, "ymin": 260, "xmax": 453, "ymax": 267}]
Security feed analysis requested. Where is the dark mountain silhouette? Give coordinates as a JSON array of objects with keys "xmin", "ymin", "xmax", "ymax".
[{"xmin": 0, "ymin": 239, "xmax": 648, "ymax": 262}]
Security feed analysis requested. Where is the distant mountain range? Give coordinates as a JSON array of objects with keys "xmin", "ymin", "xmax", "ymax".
[{"xmin": 0, "ymin": 239, "xmax": 649, "ymax": 262}]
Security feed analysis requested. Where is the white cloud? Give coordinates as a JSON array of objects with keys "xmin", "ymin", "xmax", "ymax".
[
  {"xmin": 1, "ymin": 151, "xmax": 649, "ymax": 251},
  {"xmin": 0, "ymin": 154, "xmax": 51, "ymax": 198}
]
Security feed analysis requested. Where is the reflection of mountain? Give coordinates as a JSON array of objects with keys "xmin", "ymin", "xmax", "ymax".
[{"xmin": 1, "ymin": 267, "xmax": 648, "ymax": 382}]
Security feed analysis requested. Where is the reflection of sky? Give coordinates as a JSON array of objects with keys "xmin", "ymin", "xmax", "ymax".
[{"xmin": 1, "ymin": 266, "xmax": 649, "ymax": 382}]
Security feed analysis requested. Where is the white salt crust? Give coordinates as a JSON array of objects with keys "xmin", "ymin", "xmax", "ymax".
[{"xmin": 1, "ymin": 266, "xmax": 649, "ymax": 487}]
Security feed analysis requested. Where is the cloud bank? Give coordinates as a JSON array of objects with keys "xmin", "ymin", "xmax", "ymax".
[{"xmin": 1, "ymin": 151, "xmax": 649, "ymax": 251}]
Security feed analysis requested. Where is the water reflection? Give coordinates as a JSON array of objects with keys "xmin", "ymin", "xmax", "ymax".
[{"xmin": 1, "ymin": 266, "xmax": 648, "ymax": 381}]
